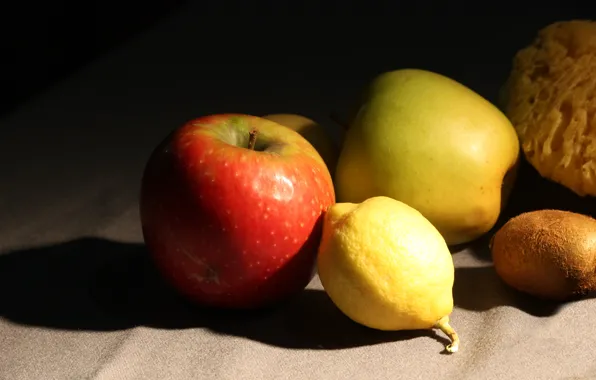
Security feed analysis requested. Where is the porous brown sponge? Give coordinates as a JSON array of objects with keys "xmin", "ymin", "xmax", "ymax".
[{"xmin": 501, "ymin": 20, "xmax": 596, "ymax": 196}]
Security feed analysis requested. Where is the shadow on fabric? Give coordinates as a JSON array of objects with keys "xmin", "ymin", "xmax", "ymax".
[
  {"xmin": 450, "ymin": 158, "xmax": 596, "ymax": 317},
  {"xmin": 454, "ymin": 266, "xmax": 563, "ymax": 317},
  {"xmin": 0, "ymin": 237, "xmax": 450, "ymax": 350}
]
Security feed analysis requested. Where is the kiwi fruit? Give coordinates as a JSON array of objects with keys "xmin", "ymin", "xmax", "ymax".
[{"xmin": 490, "ymin": 209, "xmax": 596, "ymax": 301}]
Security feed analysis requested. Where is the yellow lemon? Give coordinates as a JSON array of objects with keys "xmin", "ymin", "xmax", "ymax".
[{"xmin": 317, "ymin": 196, "xmax": 459, "ymax": 353}]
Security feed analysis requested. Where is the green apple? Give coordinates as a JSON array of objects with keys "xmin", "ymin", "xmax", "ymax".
[{"xmin": 335, "ymin": 69, "xmax": 520, "ymax": 246}]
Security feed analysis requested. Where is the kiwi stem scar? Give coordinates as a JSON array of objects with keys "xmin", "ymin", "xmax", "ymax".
[
  {"xmin": 248, "ymin": 128, "xmax": 258, "ymax": 150},
  {"xmin": 434, "ymin": 316, "xmax": 459, "ymax": 353}
]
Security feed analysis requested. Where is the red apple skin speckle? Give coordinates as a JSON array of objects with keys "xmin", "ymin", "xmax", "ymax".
[{"xmin": 140, "ymin": 114, "xmax": 335, "ymax": 309}]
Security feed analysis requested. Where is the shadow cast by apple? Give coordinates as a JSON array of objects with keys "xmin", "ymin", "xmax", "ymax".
[
  {"xmin": 452, "ymin": 266, "xmax": 596, "ymax": 317},
  {"xmin": 0, "ymin": 237, "xmax": 449, "ymax": 350}
]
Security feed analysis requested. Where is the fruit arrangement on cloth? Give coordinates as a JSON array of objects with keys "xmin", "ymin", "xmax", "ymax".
[{"xmin": 140, "ymin": 19, "xmax": 596, "ymax": 355}]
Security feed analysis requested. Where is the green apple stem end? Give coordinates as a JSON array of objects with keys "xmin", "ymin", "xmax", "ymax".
[
  {"xmin": 434, "ymin": 315, "xmax": 459, "ymax": 353},
  {"xmin": 248, "ymin": 128, "xmax": 258, "ymax": 150}
]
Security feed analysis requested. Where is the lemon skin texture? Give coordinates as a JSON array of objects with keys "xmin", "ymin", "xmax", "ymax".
[{"xmin": 317, "ymin": 196, "xmax": 455, "ymax": 331}]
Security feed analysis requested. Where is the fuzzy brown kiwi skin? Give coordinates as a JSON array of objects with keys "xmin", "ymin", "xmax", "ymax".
[{"xmin": 490, "ymin": 209, "xmax": 596, "ymax": 301}]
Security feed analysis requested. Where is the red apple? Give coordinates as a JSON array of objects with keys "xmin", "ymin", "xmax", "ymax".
[{"xmin": 139, "ymin": 113, "xmax": 336, "ymax": 309}]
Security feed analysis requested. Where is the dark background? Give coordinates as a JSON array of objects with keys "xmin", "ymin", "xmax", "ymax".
[{"xmin": 1, "ymin": 1, "xmax": 595, "ymax": 119}]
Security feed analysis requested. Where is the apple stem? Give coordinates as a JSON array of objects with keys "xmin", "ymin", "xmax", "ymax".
[
  {"xmin": 248, "ymin": 128, "xmax": 258, "ymax": 150},
  {"xmin": 434, "ymin": 315, "xmax": 460, "ymax": 353}
]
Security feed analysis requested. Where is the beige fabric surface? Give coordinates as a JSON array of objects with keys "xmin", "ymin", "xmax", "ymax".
[{"xmin": 2, "ymin": 3, "xmax": 596, "ymax": 379}]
